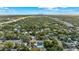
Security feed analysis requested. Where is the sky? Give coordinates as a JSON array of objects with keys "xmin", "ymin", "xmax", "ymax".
[{"xmin": 0, "ymin": 7, "xmax": 79, "ymax": 15}]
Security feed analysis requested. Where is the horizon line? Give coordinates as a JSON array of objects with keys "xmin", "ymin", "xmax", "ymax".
[{"xmin": 0, "ymin": 14, "xmax": 79, "ymax": 16}]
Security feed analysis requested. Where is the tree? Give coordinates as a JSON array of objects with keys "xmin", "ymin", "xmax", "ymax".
[
  {"xmin": 17, "ymin": 44, "xmax": 29, "ymax": 51},
  {"xmin": 5, "ymin": 31, "xmax": 17, "ymax": 40},
  {"xmin": 46, "ymin": 45, "xmax": 63, "ymax": 51},
  {"xmin": 44, "ymin": 39, "xmax": 63, "ymax": 51},
  {"xmin": 19, "ymin": 33, "xmax": 32, "ymax": 43},
  {"xmin": 4, "ymin": 41, "xmax": 14, "ymax": 50},
  {"xmin": 0, "ymin": 31, "xmax": 4, "ymax": 38},
  {"xmin": 51, "ymin": 38, "xmax": 58, "ymax": 46},
  {"xmin": 36, "ymin": 31, "xmax": 45, "ymax": 40},
  {"xmin": 44, "ymin": 40, "xmax": 52, "ymax": 48}
]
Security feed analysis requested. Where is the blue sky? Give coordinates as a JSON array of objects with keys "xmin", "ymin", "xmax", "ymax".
[{"xmin": 0, "ymin": 7, "xmax": 79, "ymax": 15}]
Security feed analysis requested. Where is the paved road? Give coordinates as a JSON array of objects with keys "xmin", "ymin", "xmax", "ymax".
[
  {"xmin": 0, "ymin": 16, "xmax": 50, "ymax": 26},
  {"xmin": 0, "ymin": 16, "xmax": 35, "ymax": 25},
  {"xmin": 49, "ymin": 17, "xmax": 74, "ymax": 27}
]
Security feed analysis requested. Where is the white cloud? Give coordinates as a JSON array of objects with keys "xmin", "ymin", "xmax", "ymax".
[
  {"xmin": 0, "ymin": 7, "xmax": 16, "ymax": 14},
  {"xmin": 38, "ymin": 7, "xmax": 60, "ymax": 11},
  {"xmin": 0, "ymin": 7, "xmax": 9, "ymax": 12},
  {"xmin": 0, "ymin": 7, "xmax": 9, "ymax": 10}
]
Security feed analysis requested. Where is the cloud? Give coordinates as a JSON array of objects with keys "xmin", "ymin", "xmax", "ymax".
[
  {"xmin": 40, "ymin": 7, "xmax": 75, "ymax": 12},
  {"xmin": 0, "ymin": 7, "xmax": 9, "ymax": 10},
  {"xmin": 0, "ymin": 7, "xmax": 16, "ymax": 14},
  {"xmin": 0, "ymin": 7, "xmax": 9, "ymax": 12},
  {"xmin": 38, "ymin": 7, "xmax": 55, "ymax": 10},
  {"xmin": 38, "ymin": 7, "xmax": 62, "ymax": 11},
  {"xmin": 38, "ymin": 7, "xmax": 78, "ymax": 14}
]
